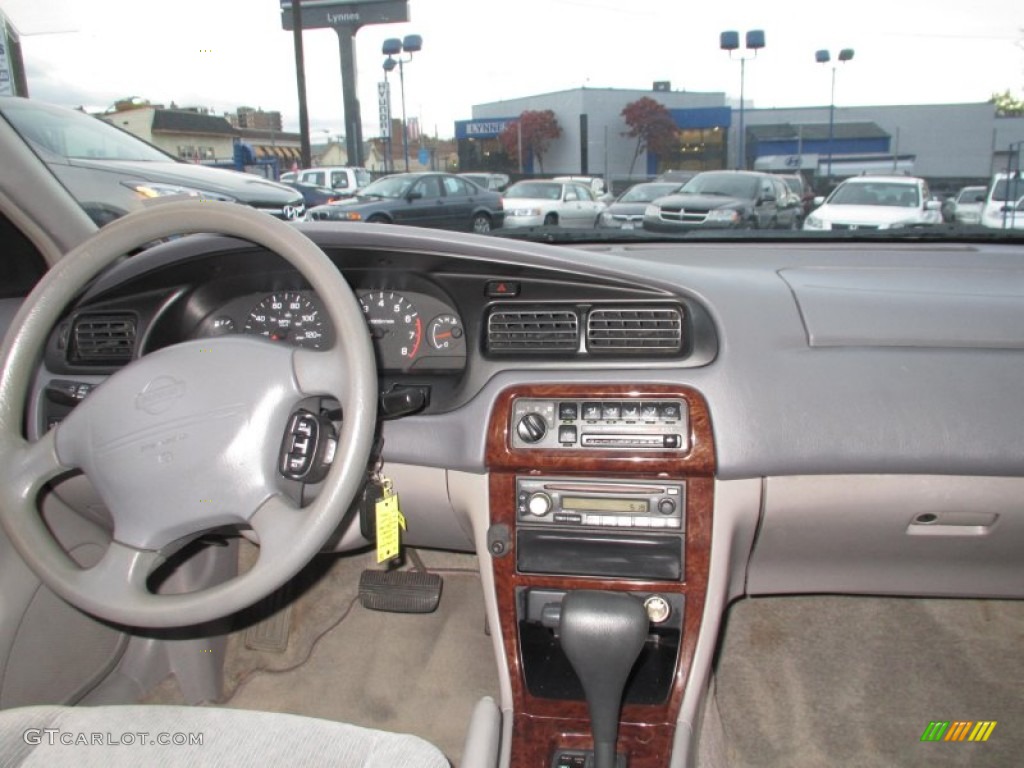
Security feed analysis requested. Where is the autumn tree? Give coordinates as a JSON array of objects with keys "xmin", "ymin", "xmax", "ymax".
[
  {"xmin": 498, "ymin": 110, "xmax": 562, "ymax": 173},
  {"xmin": 621, "ymin": 97, "xmax": 679, "ymax": 178},
  {"xmin": 991, "ymin": 89, "xmax": 1024, "ymax": 117}
]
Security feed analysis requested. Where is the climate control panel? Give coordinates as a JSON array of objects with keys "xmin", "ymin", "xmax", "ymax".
[{"xmin": 509, "ymin": 397, "xmax": 689, "ymax": 452}]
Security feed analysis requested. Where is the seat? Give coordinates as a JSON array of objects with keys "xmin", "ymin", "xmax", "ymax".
[{"xmin": 0, "ymin": 704, "xmax": 450, "ymax": 767}]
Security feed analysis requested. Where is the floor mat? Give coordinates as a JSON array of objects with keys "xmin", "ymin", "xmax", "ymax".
[
  {"xmin": 220, "ymin": 547, "xmax": 497, "ymax": 766},
  {"xmin": 714, "ymin": 596, "xmax": 1024, "ymax": 767}
]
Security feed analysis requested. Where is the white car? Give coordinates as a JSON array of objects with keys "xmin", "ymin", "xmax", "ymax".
[
  {"xmin": 502, "ymin": 179, "xmax": 606, "ymax": 227},
  {"xmin": 297, "ymin": 166, "xmax": 372, "ymax": 197},
  {"xmin": 980, "ymin": 172, "xmax": 1024, "ymax": 230},
  {"xmin": 951, "ymin": 185, "xmax": 987, "ymax": 225},
  {"xmin": 804, "ymin": 175, "xmax": 942, "ymax": 231}
]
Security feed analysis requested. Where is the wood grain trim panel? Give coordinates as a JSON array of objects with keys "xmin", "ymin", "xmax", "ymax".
[{"xmin": 485, "ymin": 384, "xmax": 715, "ymax": 767}]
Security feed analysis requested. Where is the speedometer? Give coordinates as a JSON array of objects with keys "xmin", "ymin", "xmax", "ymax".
[
  {"xmin": 244, "ymin": 291, "xmax": 327, "ymax": 349},
  {"xmin": 359, "ymin": 291, "xmax": 422, "ymax": 367}
]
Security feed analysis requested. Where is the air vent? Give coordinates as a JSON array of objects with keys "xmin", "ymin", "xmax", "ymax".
[
  {"xmin": 69, "ymin": 313, "xmax": 137, "ymax": 364},
  {"xmin": 586, "ymin": 306, "xmax": 683, "ymax": 354},
  {"xmin": 487, "ymin": 308, "xmax": 579, "ymax": 353}
]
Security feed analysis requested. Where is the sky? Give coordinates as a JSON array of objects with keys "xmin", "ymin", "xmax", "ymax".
[{"xmin": 4, "ymin": 0, "xmax": 1023, "ymax": 140}]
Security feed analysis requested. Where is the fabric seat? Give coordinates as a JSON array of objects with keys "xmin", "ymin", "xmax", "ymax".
[{"xmin": 0, "ymin": 704, "xmax": 450, "ymax": 767}]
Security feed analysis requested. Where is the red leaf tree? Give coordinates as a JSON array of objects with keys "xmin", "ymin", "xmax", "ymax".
[
  {"xmin": 499, "ymin": 110, "xmax": 562, "ymax": 173},
  {"xmin": 621, "ymin": 97, "xmax": 679, "ymax": 178}
]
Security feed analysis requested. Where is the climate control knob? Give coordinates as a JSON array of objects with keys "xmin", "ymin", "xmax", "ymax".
[
  {"xmin": 516, "ymin": 412, "xmax": 548, "ymax": 443},
  {"xmin": 527, "ymin": 492, "xmax": 553, "ymax": 517}
]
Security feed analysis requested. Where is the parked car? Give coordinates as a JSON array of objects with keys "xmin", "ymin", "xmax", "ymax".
[
  {"xmin": 980, "ymin": 172, "xmax": 1024, "ymax": 230},
  {"xmin": 297, "ymin": 166, "xmax": 372, "ymax": 197},
  {"xmin": 459, "ymin": 172, "xmax": 510, "ymax": 192},
  {"xmin": 775, "ymin": 172, "xmax": 815, "ymax": 217},
  {"xmin": 552, "ymin": 175, "xmax": 609, "ymax": 200},
  {"xmin": 502, "ymin": 179, "xmax": 606, "ymax": 227},
  {"xmin": 306, "ymin": 171, "xmax": 503, "ymax": 232},
  {"xmin": 950, "ymin": 185, "xmax": 987, "ymax": 225},
  {"xmin": 0, "ymin": 96, "xmax": 305, "ymax": 226},
  {"xmin": 643, "ymin": 170, "xmax": 801, "ymax": 232},
  {"xmin": 282, "ymin": 181, "xmax": 342, "ymax": 208},
  {"xmin": 804, "ymin": 175, "xmax": 943, "ymax": 230},
  {"xmin": 598, "ymin": 181, "xmax": 684, "ymax": 229}
]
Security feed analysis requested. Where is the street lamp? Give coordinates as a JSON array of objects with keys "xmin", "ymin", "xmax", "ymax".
[
  {"xmin": 815, "ymin": 47, "xmax": 855, "ymax": 180},
  {"xmin": 383, "ymin": 34, "xmax": 422, "ymax": 173},
  {"xmin": 720, "ymin": 30, "xmax": 765, "ymax": 170}
]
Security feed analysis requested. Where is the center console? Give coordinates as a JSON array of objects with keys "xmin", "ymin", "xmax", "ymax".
[{"xmin": 486, "ymin": 384, "xmax": 715, "ymax": 768}]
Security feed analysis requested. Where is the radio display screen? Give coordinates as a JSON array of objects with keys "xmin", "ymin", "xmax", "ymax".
[{"xmin": 562, "ymin": 497, "xmax": 649, "ymax": 514}]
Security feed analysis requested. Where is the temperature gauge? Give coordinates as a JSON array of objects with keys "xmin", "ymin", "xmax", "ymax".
[{"xmin": 428, "ymin": 315, "xmax": 463, "ymax": 350}]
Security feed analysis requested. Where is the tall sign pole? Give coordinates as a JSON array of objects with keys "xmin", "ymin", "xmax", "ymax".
[
  {"xmin": 281, "ymin": 1, "xmax": 409, "ymax": 170},
  {"xmin": 289, "ymin": 0, "xmax": 312, "ymax": 170}
]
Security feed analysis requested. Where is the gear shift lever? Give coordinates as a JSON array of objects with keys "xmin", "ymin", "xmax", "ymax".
[{"xmin": 560, "ymin": 590, "xmax": 649, "ymax": 768}]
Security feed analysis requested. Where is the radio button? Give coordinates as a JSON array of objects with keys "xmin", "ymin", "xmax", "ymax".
[
  {"xmin": 554, "ymin": 513, "xmax": 582, "ymax": 524},
  {"xmin": 649, "ymin": 518, "xmax": 666, "ymax": 529},
  {"xmin": 658, "ymin": 498, "xmax": 677, "ymax": 516},
  {"xmin": 666, "ymin": 518, "xmax": 682, "ymax": 529},
  {"xmin": 633, "ymin": 517, "xmax": 651, "ymax": 527}
]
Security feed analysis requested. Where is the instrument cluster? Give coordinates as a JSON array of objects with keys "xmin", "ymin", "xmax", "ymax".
[{"xmin": 196, "ymin": 288, "xmax": 467, "ymax": 373}]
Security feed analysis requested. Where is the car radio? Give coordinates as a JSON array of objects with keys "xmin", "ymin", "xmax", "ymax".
[
  {"xmin": 509, "ymin": 397, "xmax": 689, "ymax": 452},
  {"xmin": 516, "ymin": 477, "xmax": 685, "ymax": 531}
]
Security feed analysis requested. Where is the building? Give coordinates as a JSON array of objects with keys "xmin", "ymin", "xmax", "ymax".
[
  {"xmin": 100, "ymin": 103, "xmax": 303, "ymax": 178},
  {"xmin": 457, "ymin": 87, "xmax": 1024, "ymax": 192}
]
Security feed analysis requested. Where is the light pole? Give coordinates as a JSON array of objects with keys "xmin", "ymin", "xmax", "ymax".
[
  {"xmin": 383, "ymin": 34, "xmax": 422, "ymax": 173},
  {"xmin": 815, "ymin": 48, "xmax": 855, "ymax": 180},
  {"xmin": 720, "ymin": 30, "xmax": 765, "ymax": 170}
]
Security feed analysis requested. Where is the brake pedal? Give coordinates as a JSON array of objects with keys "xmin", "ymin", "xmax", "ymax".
[{"xmin": 358, "ymin": 569, "xmax": 443, "ymax": 613}]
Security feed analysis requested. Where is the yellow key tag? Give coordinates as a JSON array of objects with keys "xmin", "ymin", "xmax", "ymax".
[{"xmin": 375, "ymin": 479, "xmax": 406, "ymax": 563}]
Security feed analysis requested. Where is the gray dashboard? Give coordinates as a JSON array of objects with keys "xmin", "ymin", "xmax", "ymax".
[{"xmin": 36, "ymin": 225, "xmax": 1024, "ymax": 481}]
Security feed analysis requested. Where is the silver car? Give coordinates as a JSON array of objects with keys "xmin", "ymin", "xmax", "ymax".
[{"xmin": 502, "ymin": 180, "xmax": 606, "ymax": 228}]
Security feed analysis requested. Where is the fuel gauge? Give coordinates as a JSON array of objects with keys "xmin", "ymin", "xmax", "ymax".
[{"xmin": 428, "ymin": 315, "xmax": 463, "ymax": 350}]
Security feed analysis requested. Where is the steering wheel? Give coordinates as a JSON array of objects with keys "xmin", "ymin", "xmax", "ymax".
[{"xmin": 0, "ymin": 201, "xmax": 377, "ymax": 628}]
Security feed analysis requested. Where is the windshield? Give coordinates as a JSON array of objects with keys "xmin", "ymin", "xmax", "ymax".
[
  {"xmin": 1, "ymin": 0, "xmax": 1022, "ymax": 241},
  {"xmin": 358, "ymin": 175, "xmax": 415, "ymax": 198},
  {"xmin": 827, "ymin": 182, "xmax": 920, "ymax": 207},
  {"xmin": 991, "ymin": 178, "xmax": 1024, "ymax": 202},
  {"xmin": 1, "ymin": 98, "xmax": 172, "ymax": 162},
  {"xmin": 618, "ymin": 183, "xmax": 681, "ymax": 202},
  {"xmin": 679, "ymin": 173, "xmax": 759, "ymax": 199}
]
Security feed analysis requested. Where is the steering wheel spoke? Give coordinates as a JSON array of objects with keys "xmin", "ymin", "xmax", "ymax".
[
  {"xmin": 0, "ymin": 428, "xmax": 71, "ymax": 501},
  {"xmin": 292, "ymin": 347, "xmax": 351, "ymax": 398}
]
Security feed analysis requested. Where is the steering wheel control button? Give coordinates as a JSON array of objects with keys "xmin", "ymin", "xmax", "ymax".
[
  {"xmin": 280, "ymin": 410, "xmax": 337, "ymax": 484},
  {"xmin": 46, "ymin": 379, "xmax": 96, "ymax": 406}
]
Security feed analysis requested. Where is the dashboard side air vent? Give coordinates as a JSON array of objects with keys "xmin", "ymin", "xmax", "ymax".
[
  {"xmin": 586, "ymin": 306, "xmax": 684, "ymax": 354},
  {"xmin": 69, "ymin": 313, "xmax": 137, "ymax": 364},
  {"xmin": 487, "ymin": 307, "xmax": 579, "ymax": 353}
]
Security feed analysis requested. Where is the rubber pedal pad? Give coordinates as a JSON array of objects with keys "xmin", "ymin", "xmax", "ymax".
[{"xmin": 358, "ymin": 569, "xmax": 443, "ymax": 613}]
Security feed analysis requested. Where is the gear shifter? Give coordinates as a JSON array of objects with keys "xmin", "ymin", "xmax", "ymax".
[{"xmin": 559, "ymin": 590, "xmax": 649, "ymax": 768}]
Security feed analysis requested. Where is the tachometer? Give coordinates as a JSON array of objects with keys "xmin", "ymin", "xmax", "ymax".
[
  {"xmin": 359, "ymin": 291, "xmax": 422, "ymax": 366},
  {"xmin": 244, "ymin": 291, "xmax": 327, "ymax": 349}
]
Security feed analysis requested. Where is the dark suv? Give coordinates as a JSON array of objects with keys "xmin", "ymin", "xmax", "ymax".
[{"xmin": 642, "ymin": 170, "xmax": 802, "ymax": 232}]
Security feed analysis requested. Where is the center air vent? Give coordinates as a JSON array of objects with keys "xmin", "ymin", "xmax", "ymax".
[
  {"xmin": 69, "ymin": 313, "xmax": 137, "ymax": 364},
  {"xmin": 586, "ymin": 306, "xmax": 683, "ymax": 354},
  {"xmin": 487, "ymin": 308, "xmax": 579, "ymax": 353}
]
